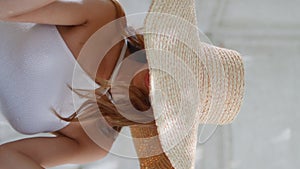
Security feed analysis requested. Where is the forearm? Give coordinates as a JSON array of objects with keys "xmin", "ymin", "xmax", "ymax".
[
  {"xmin": 0, "ymin": 0, "xmax": 56, "ymax": 19},
  {"xmin": 0, "ymin": 136, "xmax": 78, "ymax": 168},
  {"xmin": 0, "ymin": 146, "xmax": 44, "ymax": 169},
  {"xmin": 0, "ymin": 134, "xmax": 108, "ymax": 168}
]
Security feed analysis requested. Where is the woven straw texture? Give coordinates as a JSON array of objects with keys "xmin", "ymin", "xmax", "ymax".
[
  {"xmin": 130, "ymin": 0, "xmax": 245, "ymax": 169},
  {"xmin": 130, "ymin": 125, "xmax": 174, "ymax": 169}
]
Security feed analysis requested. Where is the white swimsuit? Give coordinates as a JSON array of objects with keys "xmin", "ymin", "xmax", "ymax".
[{"xmin": 0, "ymin": 22, "xmax": 126, "ymax": 134}]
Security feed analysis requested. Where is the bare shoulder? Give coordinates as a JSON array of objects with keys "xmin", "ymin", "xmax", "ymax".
[
  {"xmin": 54, "ymin": 0, "xmax": 119, "ymax": 57},
  {"xmin": 84, "ymin": 0, "xmax": 118, "ymax": 21},
  {"xmin": 80, "ymin": 0, "xmax": 119, "ymax": 35}
]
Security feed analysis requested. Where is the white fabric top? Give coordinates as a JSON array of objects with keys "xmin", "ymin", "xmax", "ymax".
[{"xmin": 0, "ymin": 22, "xmax": 126, "ymax": 135}]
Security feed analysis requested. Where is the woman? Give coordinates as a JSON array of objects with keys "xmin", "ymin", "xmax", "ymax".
[{"xmin": 0, "ymin": 0, "xmax": 159, "ymax": 168}]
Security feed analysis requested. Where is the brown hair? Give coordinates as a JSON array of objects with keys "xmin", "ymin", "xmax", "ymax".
[{"xmin": 53, "ymin": 0, "xmax": 154, "ymax": 129}]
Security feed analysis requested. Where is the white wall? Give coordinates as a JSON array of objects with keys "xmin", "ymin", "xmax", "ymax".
[{"xmin": 196, "ymin": 0, "xmax": 300, "ymax": 169}]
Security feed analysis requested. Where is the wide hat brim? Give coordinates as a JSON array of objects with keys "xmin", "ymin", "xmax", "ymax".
[{"xmin": 135, "ymin": 0, "xmax": 245, "ymax": 169}]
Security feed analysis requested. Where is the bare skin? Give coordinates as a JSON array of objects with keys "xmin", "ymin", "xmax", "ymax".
[{"xmin": 0, "ymin": 0, "xmax": 151, "ymax": 168}]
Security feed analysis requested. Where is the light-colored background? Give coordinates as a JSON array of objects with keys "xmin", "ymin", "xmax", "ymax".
[{"xmin": 0, "ymin": 0, "xmax": 299, "ymax": 168}]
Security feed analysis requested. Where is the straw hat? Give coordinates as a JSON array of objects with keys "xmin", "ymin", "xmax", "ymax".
[{"xmin": 129, "ymin": 0, "xmax": 245, "ymax": 168}]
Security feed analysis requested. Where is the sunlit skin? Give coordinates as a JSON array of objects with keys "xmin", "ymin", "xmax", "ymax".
[{"xmin": 0, "ymin": 0, "xmax": 153, "ymax": 168}]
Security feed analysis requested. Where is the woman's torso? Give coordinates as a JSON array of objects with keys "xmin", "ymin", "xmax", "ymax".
[{"xmin": 0, "ymin": 0, "xmax": 122, "ymax": 135}]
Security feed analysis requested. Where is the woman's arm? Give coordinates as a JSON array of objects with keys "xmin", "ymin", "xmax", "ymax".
[
  {"xmin": 0, "ymin": 122, "xmax": 113, "ymax": 168},
  {"xmin": 0, "ymin": 136, "xmax": 108, "ymax": 168},
  {"xmin": 0, "ymin": 0, "xmax": 112, "ymax": 26},
  {"xmin": 0, "ymin": 137, "xmax": 79, "ymax": 169},
  {"xmin": 0, "ymin": 0, "xmax": 56, "ymax": 18}
]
